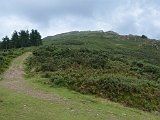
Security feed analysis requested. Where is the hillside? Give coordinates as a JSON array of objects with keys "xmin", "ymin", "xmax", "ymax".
[
  {"xmin": 0, "ymin": 31, "xmax": 160, "ymax": 120},
  {"xmin": 43, "ymin": 31, "xmax": 160, "ymax": 65},
  {"xmin": 0, "ymin": 53, "xmax": 159, "ymax": 120},
  {"xmin": 43, "ymin": 31, "xmax": 159, "ymax": 50},
  {"xmin": 25, "ymin": 31, "xmax": 160, "ymax": 112}
]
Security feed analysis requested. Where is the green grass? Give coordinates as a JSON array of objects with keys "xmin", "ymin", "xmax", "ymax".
[
  {"xmin": 1, "ymin": 31, "xmax": 160, "ymax": 120},
  {"xmin": 0, "ymin": 87, "xmax": 94, "ymax": 120},
  {"xmin": 0, "ymin": 47, "xmax": 35, "ymax": 75},
  {"xmin": 43, "ymin": 31, "xmax": 160, "ymax": 66},
  {"xmin": 43, "ymin": 31, "xmax": 156, "ymax": 50},
  {"xmin": 25, "ymin": 31, "xmax": 160, "ymax": 112},
  {"xmin": 26, "ymin": 45, "xmax": 160, "ymax": 111},
  {"xmin": 21, "ymin": 75, "xmax": 160, "ymax": 120},
  {"xmin": 0, "ymin": 75, "xmax": 159, "ymax": 120}
]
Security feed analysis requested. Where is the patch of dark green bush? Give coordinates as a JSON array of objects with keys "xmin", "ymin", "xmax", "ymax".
[
  {"xmin": 49, "ymin": 74, "xmax": 160, "ymax": 112},
  {"xmin": 50, "ymin": 75, "xmax": 66, "ymax": 87},
  {"xmin": 26, "ymin": 45, "xmax": 160, "ymax": 112}
]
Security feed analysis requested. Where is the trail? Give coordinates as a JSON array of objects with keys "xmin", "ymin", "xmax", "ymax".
[
  {"xmin": 0, "ymin": 52, "xmax": 63, "ymax": 103},
  {"xmin": 0, "ymin": 52, "xmax": 159, "ymax": 120}
]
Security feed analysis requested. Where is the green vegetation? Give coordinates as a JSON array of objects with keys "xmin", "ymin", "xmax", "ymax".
[
  {"xmin": 0, "ymin": 29, "xmax": 42, "ymax": 50},
  {"xmin": 1, "ymin": 84, "xmax": 160, "ymax": 120},
  {"xmin": 1, "ymin": 30, "xmax": 160, "ymax": 119},
  {"xmin": 0, "ymin": 29, "xmax": 42, "ymax": 74},
  {"xmin": 1, "ymin": 50, "xmax": 159, "ymax": 120},
  {"xmin": 0, "ymin": 49, "xmax": 25, "ymax": 74},
  {"xmin": 26, "ymin": 31, "xmax": 160, "ymax": 112}
]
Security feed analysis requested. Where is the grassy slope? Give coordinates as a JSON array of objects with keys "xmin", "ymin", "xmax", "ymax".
[
  {"xmin": 0, "ymin": 52, "xmax": 159, "ymax": 120},
  {"xmin": 43, "ymin": 31, "xmax": 157, "ymax": 50},
  {"xmin": 1, "ymin": 31, "xmax": 160, "ymax": 120},
  {"xmin": 43, "ymin": 31, "xmax": 160, "ymax": 65},
  {"xmin": 1, "ymin": 78, "xmax": 159, "ymax": 120},
  {"xmin": 40, "ymin": 31, "xmax": 160, "ymax": 112}
]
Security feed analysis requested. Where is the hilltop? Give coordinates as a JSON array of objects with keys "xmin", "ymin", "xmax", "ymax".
[
  {"xmin": 43, "ymin": 30, "xmax": 159, "ymax": 51},
  {"xmin": 43, "ymin": 31, "xmax": 160, "ymax": 66}
]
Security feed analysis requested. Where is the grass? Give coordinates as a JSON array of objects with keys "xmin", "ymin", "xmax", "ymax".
[
  {"xmin": 0, "ymin": 47, "xmax": 35, "ymax": 75},
  {"xmin": 2, "ymin": 52, "xmax": 159, "ymax": 120},
  {"xmin": 26, "ymin": 45, "xmax": 160, "ymax": 111},
  {"xmin": 43, "ymin": 31, "xmax": 155, "ymax": 50},
  {"xmin": 21, "ymin": 74, "xmax": 160, "ymax": 120},
  {"xmin": 1, "ymin": 31, "xmax": 160, "ymax": 119},
  {"xmin": 0, "ymin": 87, "xmax": 94, "ymax": 120},
  {"xmin": 43, "ymin": 31, "xmax": 160, "ymax": 66}
]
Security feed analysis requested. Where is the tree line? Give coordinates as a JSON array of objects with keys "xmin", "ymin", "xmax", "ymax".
[{"xmin": 0, "ymin": 29, "xmax": 42, "ymax": 50}]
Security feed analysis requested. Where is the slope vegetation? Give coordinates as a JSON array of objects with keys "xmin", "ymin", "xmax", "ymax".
[
  {"xmin": 26, "ymin": 31, "xmax": 160, "ymax": 112},
  {"xmin": 1, "ymin": 52, "xmax": 160, "ymax": 120}
]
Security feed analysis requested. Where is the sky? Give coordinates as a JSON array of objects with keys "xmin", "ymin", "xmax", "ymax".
[{"xmin": 0, "ymin": 0, "xmax": 160, "ymax": 39}]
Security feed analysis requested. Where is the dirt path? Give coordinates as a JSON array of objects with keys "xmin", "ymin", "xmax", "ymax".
[{"xmin": 0, "ymin": 52, "xmax": 63, "ymax": 103}]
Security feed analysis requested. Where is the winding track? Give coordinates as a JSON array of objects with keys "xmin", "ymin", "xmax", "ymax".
[
  {"xmin": 0, "ymin": 52, "xmax": 65, "ymax": 103},
  {"xmin": 0, "ymin": 52, "xmax": 160, "ymax": 120}
]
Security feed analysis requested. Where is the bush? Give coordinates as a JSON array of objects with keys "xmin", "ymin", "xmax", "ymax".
[
  {"xmin": 49, "ymin": 73, "xmax": 160, "ymax": 111},
  {"xmin": 50, "ymin": 75, "xmax": 66, "ymax": 87},
  {"xmin": 27, "ymin": 46, "xmax": 109, "ymax": 72},
  {"xmin": 26, "ymin": 45, "xmax": 160, "ymax": 112},
  {"xmin": 131, "ymin": 61, "xmax": 160, "ymax": 81}
]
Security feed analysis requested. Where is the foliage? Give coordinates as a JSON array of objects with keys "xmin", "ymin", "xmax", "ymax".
[
  {"xmin": 1, "ymin": 85, "xmax": 159, "ymax": 120},
  {"xmin": 0, "ymin": 49, "xmax": 25, "ymax": 74},
  {"xmin": 0, "ymin": 29, "xmax": 42, "ymax": 50},
  {"xmin": 48, "ymin": 72, "xmax": 160, "ymax": 111},
  {"xmin": 26, "ymin": 46, "xmax": 109, "ymax": 72},
  {"xmin": 26, "ymin": 31, "xmax": 160, "ymax": 112}
]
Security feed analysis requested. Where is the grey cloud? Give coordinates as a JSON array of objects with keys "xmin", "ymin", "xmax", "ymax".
[
  {"xmin": 0, "ymin": 0, "xmax": 95, "ymax": 24},
  {"xmin": 0, "ymin": 0, "xmax": 160, "ymax": 39}
]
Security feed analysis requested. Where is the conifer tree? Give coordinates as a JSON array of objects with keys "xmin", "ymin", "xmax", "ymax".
[
  {"xmin": 1, "ymin": 29, "xmax": 42, "ymax": 50},
  {"xmin": 30, "ymin": 29, "xmax": 42, "ymax": 46},
  {"xmin": 19, "ymin": 30, "xmax": 30, "ymax": 47},
  {"xmin": 2, "ymin": 36, "xmax": 10, "ymax": 49},
  {"xmin": 11, "ymin": 31, "xmax": 20, "ymax": 48}
]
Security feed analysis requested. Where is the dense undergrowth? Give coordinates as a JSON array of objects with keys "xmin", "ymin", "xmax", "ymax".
[{"xmin": 26, "ymin": 44, "xmax": 160, "ymax": 112}]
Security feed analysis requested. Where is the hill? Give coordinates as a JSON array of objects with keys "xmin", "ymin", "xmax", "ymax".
[
  {"xmin": 26, "ymin": 31, "xmax": 160, "ymax": 112},
  {"xmin": 1, "ymin": 52, "xmax": 159, "ymax": 120},
  {"xmin": 43, "ymin": 31, "xmax": 160, "ymax": 65}
]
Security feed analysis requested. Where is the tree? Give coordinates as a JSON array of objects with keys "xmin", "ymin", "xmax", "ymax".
[
  {"xmin": 0, "ymin": 41, "xmax": 2, "ymax": 50},
  {"xmin": 19, "ymin": 30, "xmax": 30, "ymax": 47},
  {"xmin": 30, "ymin": 29, "xmax": 42, "ymax": 46},
  {"xmin": 35, "ymin": 30, "xmax": 42, "ymax": 46},
  {"xmin": 1, "ymin": 29, "xmax": 42, "ymax": 50},
  {"xmin": 11, "ymin": 31, "xmax": 20, "ymax": 48},
  {"xmin": 1, "ymin": 36, "xmax": 10, "ymax": 49}
]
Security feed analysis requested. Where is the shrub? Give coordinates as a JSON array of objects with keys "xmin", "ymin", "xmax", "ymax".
[
  {"xmin": 49, "ymin": 73, "xmax": 160, "ymax": 111},
  {"xmin": 27, "ymin": 46, "xmax": 109, "ymax": 72},
  {"xmin": 50, "ymin": 75, "xmax": 66, "ymax": 87},
  {"xmin": 26, "ymin": 45, "xmax": 160, "ymax": 111}
]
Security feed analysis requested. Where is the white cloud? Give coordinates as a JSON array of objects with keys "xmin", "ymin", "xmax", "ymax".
[{"xmin": 0, "ymin": 16, "xmax": 38, "ymax": 38}]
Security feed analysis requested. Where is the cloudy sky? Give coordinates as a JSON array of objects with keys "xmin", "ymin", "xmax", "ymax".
[{"xmin": 0, "ymin": 0, "xmax": 160, "ymax": 39}]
